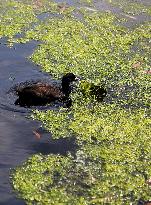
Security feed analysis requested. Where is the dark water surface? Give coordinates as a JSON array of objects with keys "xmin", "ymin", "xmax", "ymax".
[
  {"xmin": 0, "ymin": 40, "xmax": 75, "ymax": 205},
  {"xmin": 0, "ymin": 40, "xmax": 39, "ymax": 205}
]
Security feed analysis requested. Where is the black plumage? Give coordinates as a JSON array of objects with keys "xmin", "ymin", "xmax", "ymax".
[{"xmin": 14, "ymin": 73, "xmax": 77, "ymax": 107}]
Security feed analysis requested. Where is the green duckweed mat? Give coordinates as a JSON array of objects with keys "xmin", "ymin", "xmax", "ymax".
[{"xmin": 0, "ymin": 0, "xmax": 150, "ymax": 204}]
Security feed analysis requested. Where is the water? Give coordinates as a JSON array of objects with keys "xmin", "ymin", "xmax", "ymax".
[
  {"xmin": 0, "ymin": 40, "xmax": 75, "ymax": 205},
  {"xmin": 0, "ymin": 0, "xmax": 150, "ymax": 204}
]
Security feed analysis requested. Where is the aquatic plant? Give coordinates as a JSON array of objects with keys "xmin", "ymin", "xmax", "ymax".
[
  {"xmin": 0, "ymin": 0, "xmax": 150, "ymax": 204},
  {"xmin": 106, "ymin": 0, "xmax": 151, "ymax": 16},
  {"xmin": 13, "ymin": 104, "xmax": 151, "ymax": 204},
  {"xmin": 0, "ymin": 1, "xmax": 37, "ymax": 40}
]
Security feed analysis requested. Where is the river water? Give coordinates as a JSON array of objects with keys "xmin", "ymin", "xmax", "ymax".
[{"xmin": 0, "ymin": 40, "xmax": 76, "ymax": 205}]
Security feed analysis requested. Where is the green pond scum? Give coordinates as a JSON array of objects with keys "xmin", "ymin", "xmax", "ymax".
[
  {"xmin": 0, "ymin": 0, "xmax": 150, "ymax": 204},
  {"xmin": 107, "ymin": 0, "xmax": 151, "ymax": 16}
]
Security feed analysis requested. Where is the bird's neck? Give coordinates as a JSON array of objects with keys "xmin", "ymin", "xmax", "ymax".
[{"xmin": 62, "ymin": 81, "xmax": 70, "ymax": 96}]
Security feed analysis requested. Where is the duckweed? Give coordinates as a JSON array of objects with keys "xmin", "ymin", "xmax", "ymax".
[
  {"xmin": 0, "ymin": 0, "xmax": 150, "ymax": 204},
  {"xmin": 0, "ymin": 1, "xmax": 37, "ymax": 40},
  {"xmin": 106, "ymin": 0, "xmax": 151, "ymax": 16},
  {"xmin": 13, "ymin": 104, "xmax": 151, "ymax": 204}
]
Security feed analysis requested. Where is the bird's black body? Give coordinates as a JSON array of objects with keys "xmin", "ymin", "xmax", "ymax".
[{"xmin": 14, "ymin": 73, "xmax": 77, "ymax": 107}]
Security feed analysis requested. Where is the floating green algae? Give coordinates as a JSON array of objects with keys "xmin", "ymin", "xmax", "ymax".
[
  {"xmin": 106, "ymin": 0, "xmax": 151, "ymax": 16},
  {"xmin": 13, "ymin": 105, "xmax": 151, "ymax": 204},
  {"xmin": 0, "ymin": 1, "xmax": 37, "ymax": 40},
  {"xmin": 0, "ymin": 0, "xmax": 150, "ymax": 204},
  {"xmin": 0, "ymin": 0, "xmax": 74, "ymax": 43}
]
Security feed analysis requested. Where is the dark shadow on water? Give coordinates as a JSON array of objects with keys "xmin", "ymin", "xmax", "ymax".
[{"xmin": 32, "ymin": 138, "xmax": 77, "ymax": 155}]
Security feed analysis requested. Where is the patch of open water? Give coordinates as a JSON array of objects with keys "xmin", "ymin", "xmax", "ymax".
[{"xmin": 0, "ymin": 40, "xmax": 75, "ymax": 205}]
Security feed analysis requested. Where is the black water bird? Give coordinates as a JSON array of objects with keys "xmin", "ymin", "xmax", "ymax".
[{"xmin": 14, "ymin": 73, "xmax": 77, "ymax": 107}]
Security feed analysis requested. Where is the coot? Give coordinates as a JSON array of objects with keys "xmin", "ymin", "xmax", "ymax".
[{"xmin": 14, "ymin": 73, "xmax": 77, "ymax": 107}]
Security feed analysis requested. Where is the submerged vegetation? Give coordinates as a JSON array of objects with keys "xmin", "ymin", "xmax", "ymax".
[{"xmin": 0, "ymin": 0, "xmax": 150, "ymax": 204}]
